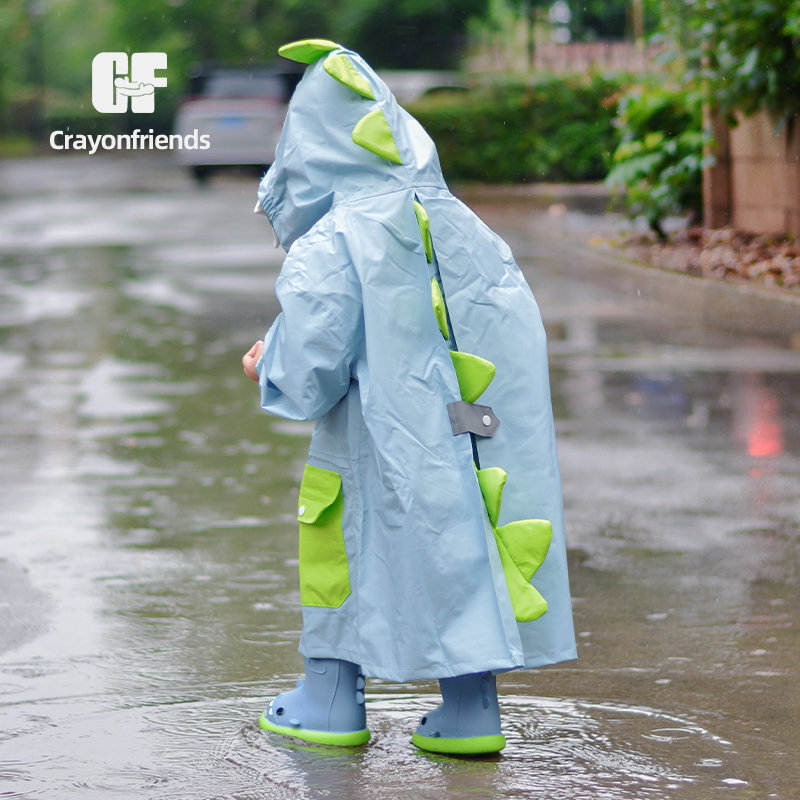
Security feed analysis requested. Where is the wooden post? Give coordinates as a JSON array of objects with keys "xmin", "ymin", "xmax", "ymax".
[{"xmin": 703, "ymin": 107, "xmax": 731, "ymax": 228}]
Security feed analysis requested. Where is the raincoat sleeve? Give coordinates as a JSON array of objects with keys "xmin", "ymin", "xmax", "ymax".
[{"xmin": 254, "ymin": 235, "xmax": 361, "ymax": 422}]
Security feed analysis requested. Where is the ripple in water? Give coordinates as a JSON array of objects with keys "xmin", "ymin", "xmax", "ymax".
[{"xmin": 1, "ymin": 687, "xmax": 745, "ymax": 799}]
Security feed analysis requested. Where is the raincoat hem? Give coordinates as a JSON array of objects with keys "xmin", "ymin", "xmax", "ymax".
[
  {"xmin": 523, "ymin": 645, "xmax": 579, "ymax": 670},
  {"xmin": 299, "ymin": 645, "xmax": 526, "ymax": 682}
]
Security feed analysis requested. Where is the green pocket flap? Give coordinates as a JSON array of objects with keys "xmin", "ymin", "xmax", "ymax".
[{"xmin": 297, "ymin": 464, "xmax": 342, "ymax": 523}]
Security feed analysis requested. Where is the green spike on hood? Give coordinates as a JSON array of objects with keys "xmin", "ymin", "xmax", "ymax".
[
  {"xmin": 279, "ymin": 39, "xmax": 339, "ymax": 64},
  {"xmin": 352, "ymin": 108, "xmax": 403, "ymax": 165},
  {"xmin": 324, "ymin": 53, "xmax": 375, "ymax": 100}
]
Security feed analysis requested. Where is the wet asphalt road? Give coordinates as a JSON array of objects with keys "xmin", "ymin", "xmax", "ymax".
[{"xmin": 0, "ymin": 155, "xmax": 799, "ymax": 799}]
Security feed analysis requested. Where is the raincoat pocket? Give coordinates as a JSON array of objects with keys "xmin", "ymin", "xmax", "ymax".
[{"xmin": 297, "ymin": 464, "xmax": 351, "ymax": 608}]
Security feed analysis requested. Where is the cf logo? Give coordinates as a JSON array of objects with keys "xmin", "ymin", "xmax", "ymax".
[{"xmin": 92, "ymin": 52, "xmax": 167, "ymax": 114}]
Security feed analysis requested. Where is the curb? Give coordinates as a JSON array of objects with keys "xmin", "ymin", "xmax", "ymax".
[{"xmin": 569, "ymin": 241, "xmax": 800, "ymax": 342}]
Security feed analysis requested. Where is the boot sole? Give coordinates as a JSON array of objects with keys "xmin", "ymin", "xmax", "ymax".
[
  {"xmin": 259, "ymin": 711, "xmax": 370, "ymax": 746},
  {"xmin": 412, "ymin": 732, "xmax": 506, "ymax": 755}
]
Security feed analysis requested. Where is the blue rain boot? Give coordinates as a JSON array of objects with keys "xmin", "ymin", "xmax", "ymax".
[
  {"xmin": 259, "ymin": 657, "xmax": 370, "ymax": 746},
  {"xmin": 412, "ymin": 671, "xmax": 506, "ymax": 755}
]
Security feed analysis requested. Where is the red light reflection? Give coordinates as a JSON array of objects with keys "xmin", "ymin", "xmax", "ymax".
[{"xmin": 732, "ymin": 374, "xmax": 784, "ymax": 459}]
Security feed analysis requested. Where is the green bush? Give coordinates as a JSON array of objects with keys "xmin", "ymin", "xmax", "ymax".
[
  {"xmin": 407, "ymin": 74, "xmax": 623, "ymax": 183},
  {"xmin": 605, "ymin": 83, "xmax": 710, "ymax": 237}
]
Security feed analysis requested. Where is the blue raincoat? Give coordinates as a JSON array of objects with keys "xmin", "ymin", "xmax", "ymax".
[{"xmin": 255, "ymin": 41, "xmax": 576, "ymax": 682}]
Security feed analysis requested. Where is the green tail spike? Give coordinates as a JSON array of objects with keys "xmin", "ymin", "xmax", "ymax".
[
  {"xmin": 430, "ymin": 278, "xmax": 449, "ymax": 340},
  {"xmin": 324, "ymin": 54, "xmax": 375, "ymax": 99},
  {"xmin": 476, "ymin": 467, "xmax": 507, "ymax": 528},
  {"xmin": 449, "ymin": 351, "xmax": 496, "ymax": 403},
  {"xmin": 495, "ymin": 519, "xmax": 552, "ymax": 581},
  {"xmin": 494, "ymin": 531, "xmax": 549, "ymax": 622},
  {"xmin": 278, "ymin": 39, "xmax": 339, "ymax": 64},
  {"xmin": 352, "ymin": 109, "xmax": 403, "ymax": 165},
  {"xmin": 474, "ymin": 466, "xmax": 552, "ymax": 622},
  {"xmin": 413, "ymin": 200, "xmax": 433, "ymax": 262}
]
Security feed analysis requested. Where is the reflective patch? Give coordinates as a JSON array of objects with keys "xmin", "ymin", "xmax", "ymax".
[
  {"xmin": 448, "ymin": 401, "xmax": 500, "ymax": 439},
  {"xmin": 324, "ymin": 54, "xmax": 375, "ymax": 100},
  {"xmin": 352, "ymin": 109, "xmax": 403, "ymax": 165},
  {"xmin": 278, "ymin": 39, "xmax": 339, "ymax": 64}
]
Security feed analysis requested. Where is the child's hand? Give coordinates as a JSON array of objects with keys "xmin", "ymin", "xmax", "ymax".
[{"xmin": 242, "ymin": 341, "xmax": 264, "ymax": 381}]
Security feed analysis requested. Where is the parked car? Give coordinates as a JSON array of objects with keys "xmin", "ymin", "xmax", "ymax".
[{"xmin": 173, "ymin": 66, "xmax": 302, "ymax": 181}]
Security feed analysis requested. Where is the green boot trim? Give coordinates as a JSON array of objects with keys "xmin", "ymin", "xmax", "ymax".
[
  {"xmin": 259, "ymin": 710, "xmax": 370, "ymax": 746},
  {"xmin": 412, "ymin": 731, "xmax": 506, "ymax": 755}
]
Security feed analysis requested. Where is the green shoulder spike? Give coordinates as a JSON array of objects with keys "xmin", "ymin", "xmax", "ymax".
[
  {"xmin": 430, "ymin": 278, "xmax": 449, "ymax": 340},
  {"xmin": 352, "ymin": 109, "xmax": 403, "ymax": 165},
  {"xmin": 278, "ymin": 39, "xmax": 339, "ymax": 64},
  {"xmin": 324, "ymin": 54, "xmax": 375, "ymax": 99},
  {"xmin": 495, "ymin": 519, "xmax": 552, "ymax": 581},
  {"xmin": 449, "ymin": 351, "xmax": 495, "ymax": 403},
  {"xmin": 414, "ymin": 200, "xmax": 433, "ymax": 262},
  {"xmin": 476, "ymin": 467, "xmax": 507, "ymax": 527}
]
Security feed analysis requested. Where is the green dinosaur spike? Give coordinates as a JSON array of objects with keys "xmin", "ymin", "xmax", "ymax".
[
  {"xmin": 495, "ymin": 519, "xmax": 552, "ymax": 581},
  {"xmin": 430, "ymin": 278, "xmax": 449, "ymax": 340},
  {"xmin": 352, "ymin": 109, "xmax": 403, "ymax": 165},
  {"xmin": 324, "ymin": 54, "xmax": 375, "ymax": 99},
  {"xmin": 449, "ymin": 351, "xmax": 495, "ymax": 403},
  {"xmin": 476, "ymin": 467, "xmax": 507, "ymax": 528},
  {"xmin": 278, "ymin": 39, "xmax": 339, "ymax": 64},
  {"xmin": 493, "ymin": 531, "xmax": 548, "ymax": 622},
  {"xmin": 414, "ymin": 200, "xmax": 433, "ymax": 262}
]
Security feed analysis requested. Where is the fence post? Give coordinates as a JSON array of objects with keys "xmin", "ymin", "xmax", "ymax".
[{"xmin": 703, "ymin": 107, "xmax": 731, "ymax": 228}]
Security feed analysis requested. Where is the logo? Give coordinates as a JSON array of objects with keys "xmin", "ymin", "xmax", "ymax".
[{"xmin": 92, "ymin": 52, "xmax": 167, "ymax": 114}]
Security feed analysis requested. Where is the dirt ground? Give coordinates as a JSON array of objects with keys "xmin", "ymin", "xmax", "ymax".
[{"xmin": 619, "ymin": 227, "xmax": 800, "ymax": 291}]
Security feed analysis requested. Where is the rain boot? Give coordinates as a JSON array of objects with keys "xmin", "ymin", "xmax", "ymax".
[
  {"xmin": 412, "ymin": 671, "xmax": 506, "ymax": 755},
  {"xmin": 259, "ymin": 657, "xmax": 370, "ymax": 746}
]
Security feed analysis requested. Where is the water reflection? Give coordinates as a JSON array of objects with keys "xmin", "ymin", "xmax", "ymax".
[{"xmin": 732, "ymin": 373, "xmax": 784, "ymax": 459}]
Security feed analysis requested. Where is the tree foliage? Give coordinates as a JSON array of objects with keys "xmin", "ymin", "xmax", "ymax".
[{"xmin": 664, "ymin": 0, "xmax": 800, "ymax": 121}]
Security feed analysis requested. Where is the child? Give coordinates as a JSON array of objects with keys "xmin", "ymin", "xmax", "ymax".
[{"xmin": 242, "ymin": 39, "xmax": 576, "ymax": 755}]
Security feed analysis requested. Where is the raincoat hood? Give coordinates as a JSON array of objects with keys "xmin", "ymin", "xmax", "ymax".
[{"xmin": 257, "ymin": 43, "xmax": 445, "ymax": 250}]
